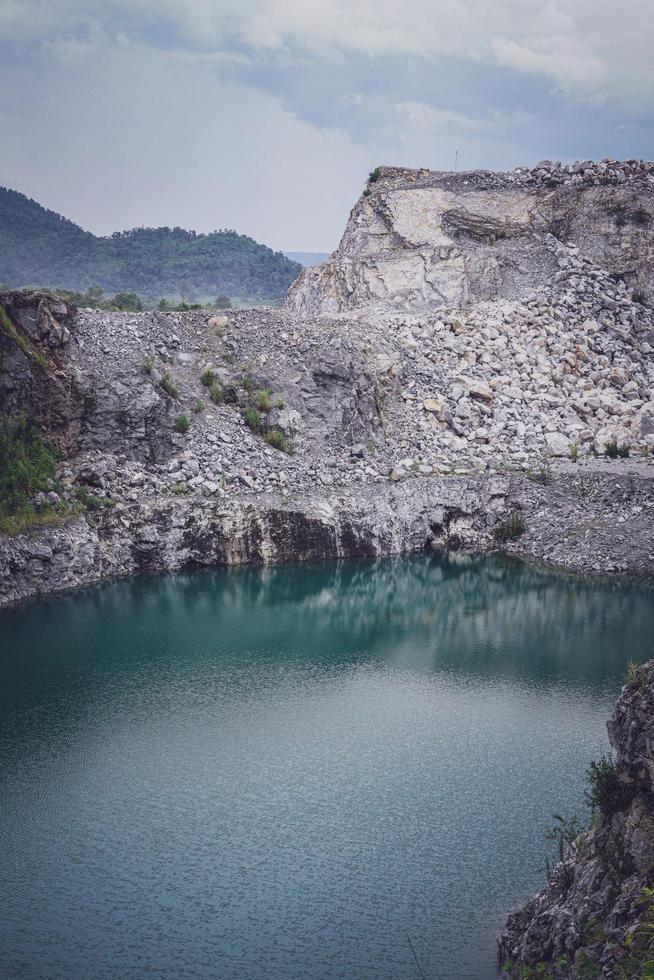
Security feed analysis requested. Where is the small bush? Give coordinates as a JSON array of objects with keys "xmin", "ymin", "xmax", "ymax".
[
  {"xmin": 586, "ymin": 752, "xmax": 635, "ymax": 817},
  {"xmin": 256, "ymin": 388, "xmax": 273, "ymax": 412},
  {"xmin": 174, "ymin": 414, "xmax": 190, "ymax": 434},
  {"xmin": 605, "ymin": 439, "xmax": 630, "ymax": 459},
  {"xmin": 200, "ymin": 368, "xmax": 215, "ymax": 388},
  {"xmin": 74, "ymin": 487, "xmax": 116, "ymax": 511},
  {"xmin": 264, "ymin": 428, "xmax": 288, "ymax": 452},
  {"xmin": 368, "ymin": 167, "xmax": 382, "ymax": 183},
  {"xmin": 275, "ymin": 397, "xmax": 285, "ymax": 409},
  {"xmin": 243, "ymin": 407, "xmax": 261, "ymax": 433},
  {"xmin": 160, "ymin": 372, "xmax": 178, "ymax": 399},
  {"xmin": 193, "ymin": 398, "xmax": 205, "ymax": 414},
  {"xmin": 142, "ymin": 355, "xmax": 154, "ymax": 374},
  {"xmin": 570, "ymin": 442, "xmax": 579, "ymax": 462},
  {"xmin": 492, "ymin": 512, "xmax": 526, "ymax": 543},
  {"xmin": 209, "ymin": 383, "xmax": 223, "ymax": 404},
  {"xmin": 241, "ymin": 375, "xmax": 254, "ymax": 393}
]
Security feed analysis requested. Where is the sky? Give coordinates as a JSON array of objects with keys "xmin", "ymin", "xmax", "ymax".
[{"xmin": 1, "ymin": 1, "xmax": 654, "ymax": 251}]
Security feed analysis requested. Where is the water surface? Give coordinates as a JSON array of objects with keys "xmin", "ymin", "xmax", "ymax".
[{"xmin": 1, "ymin": 554, "xmax": 653, "ymax": 980}]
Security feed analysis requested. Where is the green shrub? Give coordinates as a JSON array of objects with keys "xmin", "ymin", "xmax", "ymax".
[
  {"xmin": 0, "ymin": 416, "xmax": 58, "ymax": 522},
  {"xmin": 243, "ymin": 407, "xmax": 261, "ymax": 432},
  {"xmin": 605, "ymin": 439, "xmax": 630, "ymax": 459},
  {"xmin": 241, "ymin": 374, "xmax": 254, "ymax": 392},
  {"xmin": 256, "ymin": 388, "xmax": 273, "ymax": 412},
  {"xmin": 264, "ymin": 428, "xmax": 287, "ymax": 452},
  {"xmin": 74, "ymin": 487, "xmax": 116, "ymax": 510},
  {"xmin": 174, "ymin": 414, "xmax": 190, "ymax": 433},
  {"xmin": 368, "ymin": 167, "xmax": 382, "ymax": 183},
  {"xmin": 142, "ymin": 355, "xmax": 154, "ymax": 374},
  {"xmin": 209, "ymin": 383, "xmax": 223, "ymax": 404},
  {"xmin": 200, "ymin": 368, "xmax": 215, "ymax": 387},
  {"xmin": 160, "ymin": 371, "xmax": 178, "ymax": 399},
  {"xmin": 193, "ymin": 398, "xmax": 205, "ymax": 413},
  {"xmin": 570, "ymin": 442, "xmax": 579, "ymax": 462},
  {"xmin": 586, "ymin": 752, "xmax": 635, "ymax": 817},
  {"xmin": 492, "ymin": 512, "xmax": 526, "ymax": 543}
]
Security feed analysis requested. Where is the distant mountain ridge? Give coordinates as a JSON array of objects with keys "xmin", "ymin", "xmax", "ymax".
[{"xmin": 0, "ymin": 186, "xmax": 302, "ymax": 304}]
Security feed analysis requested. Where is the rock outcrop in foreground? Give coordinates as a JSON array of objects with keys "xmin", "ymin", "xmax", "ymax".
[
  {"xmin": 0, "ymin": 160, "xmax": 653, "ymax": 606},
  {"xmin": 500, "ymin": 660, "xmax": 654, "ymax": 979}
]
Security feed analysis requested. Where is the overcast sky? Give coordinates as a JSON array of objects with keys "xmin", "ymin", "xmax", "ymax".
[{"xmin": 2, "ymin": 1, "xmax": 654, "ymax": 251}]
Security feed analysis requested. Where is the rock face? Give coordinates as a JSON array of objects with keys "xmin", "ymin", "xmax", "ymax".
[
  {"xmin": 287, "ymin": 161, "xmax": 654, "ymax": 316},
  {"xmin": 499, "ymin": 660, "xmax": 654, "ymax": 979},
  {"xmin": 0, "ymin": 159, "xmax": 653, "ymax": 607}
]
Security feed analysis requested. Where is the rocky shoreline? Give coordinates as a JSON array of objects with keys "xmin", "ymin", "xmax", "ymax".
[
  {"xmin": 499, "ymin": 659, "xmax": 654, "ymax": 980},
  {"xmin": 1, "ymin": 460, "xmax": 652, "ymax": 609}
]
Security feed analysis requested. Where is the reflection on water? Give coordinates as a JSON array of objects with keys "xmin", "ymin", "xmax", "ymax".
[{"xmin": 1, "ymin": 555, "xmax": 652, "ymax": 980}]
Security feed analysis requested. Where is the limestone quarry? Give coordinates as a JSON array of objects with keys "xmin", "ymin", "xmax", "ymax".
[{"xmin": 1, "ymin": 159, "xmax": 653, "ymax": 607}]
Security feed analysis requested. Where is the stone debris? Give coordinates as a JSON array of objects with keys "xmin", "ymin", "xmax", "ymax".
[{"xmin": 0, "ymin": 159, "xmax": 653, "ymax": 605}]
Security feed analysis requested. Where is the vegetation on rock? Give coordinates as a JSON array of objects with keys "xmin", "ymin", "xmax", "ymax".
[{"xmin": 0, "ymin": 416, "xmax": 61, "ymax": 533}]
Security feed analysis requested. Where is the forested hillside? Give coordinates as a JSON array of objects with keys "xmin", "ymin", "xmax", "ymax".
[{"xmin": 0, "ymin": 187, "xmax": 302, "ymax": 304}]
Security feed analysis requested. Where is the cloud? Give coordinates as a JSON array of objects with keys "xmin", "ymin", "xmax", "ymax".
[
  {"xmin": 1, "ymin": 1, "xmax": 653, "ymax": 250},
  {"xmin": 4, "ymin": 1, "xmax": 653, "ymax": 109}
]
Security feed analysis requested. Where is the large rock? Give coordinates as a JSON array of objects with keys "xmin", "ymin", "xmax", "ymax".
[{"xmin": 286, "ymin": 165, "xmax": 654, "ymax": 316}]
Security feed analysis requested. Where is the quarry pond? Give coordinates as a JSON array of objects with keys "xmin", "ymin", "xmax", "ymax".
[{"xmin": 2, "ymin": 555, "xmax": 653, "ymax": 980}]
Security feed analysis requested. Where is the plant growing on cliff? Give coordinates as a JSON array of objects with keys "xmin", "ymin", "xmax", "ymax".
[
  {"xmin": 159, "ymin": 371, "xmax": 178, "ymax": 399},
  {"xmin": 243, "ymin": 407, "xmax": 261, "ymax": 433},
  {"xmin": 174, "ymin": 414, "xmax": 190, "ymax": 434},
  {"xmin": 209, "ymin": 382, "xmax": 223, "ymax": 404},
  {"xmin": 586, "ymin": 752, "xmax": 635, "ymax": 817},
  {"xmin": 74, "ymin": 487, "xmax": 116, "ymax": 511},
  {"xmin": 492, "ymin": 512, "xmax": 526, "ymax": 543},
  {"xmin": 368, "ymin": 167, "xmax": 382, "ymax": 183},
  {"xmin": 200, "ymin": 368, "xmax": 215, "ymax": 387},
  {"xmin": 255, "ymin": 388, "xmax": 273, "ymax": 412},
  {"xmin": 0, "ymin": 416, "xmax": 60, "ymax": 532},
  {"xmin": 263, "ymin": 428, "xmax": 288, "ymax": 452},
  {"xmin": 545, "ymin": 813, "xmax": 583, "ymax": 864},
  {"xmin": 142, "ymin": 355, "xmax": 154, "ymax": 374}
]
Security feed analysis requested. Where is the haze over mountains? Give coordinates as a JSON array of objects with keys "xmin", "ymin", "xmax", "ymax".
[{"xmin": 0, "ymin": 186, "xmax": 302, "ymax": 305}]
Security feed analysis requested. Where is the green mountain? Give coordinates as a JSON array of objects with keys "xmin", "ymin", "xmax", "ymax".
[{"xmin": 0, "ymin": 186, "xmax": 302, "ymax": 304}]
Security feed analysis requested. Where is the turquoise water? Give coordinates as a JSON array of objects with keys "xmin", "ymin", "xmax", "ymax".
[{"xmin": 1, "ymin": 554, "xmax": 653, "ymax": 980}]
